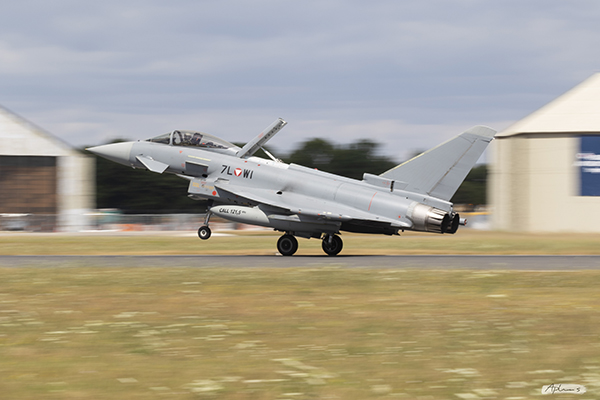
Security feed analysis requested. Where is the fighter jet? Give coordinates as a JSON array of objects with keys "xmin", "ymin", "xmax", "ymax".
[{"xmin": 87, "ymin": 119, "xmax": 495, "ymax": 256}]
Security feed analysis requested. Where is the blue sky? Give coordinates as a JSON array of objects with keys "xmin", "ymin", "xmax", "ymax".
[{"xmin": 1, "ymin": 0, "xmax": 599, "ymax": 161}]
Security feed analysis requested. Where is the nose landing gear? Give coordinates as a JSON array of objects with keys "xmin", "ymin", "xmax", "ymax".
[
  {"xmin": 198, "ymin": 226, "xmax": 211, "ymax": 240},
  {"xmin": 198, "ymin": 211, "xmax": 212, "ymax": 240}
]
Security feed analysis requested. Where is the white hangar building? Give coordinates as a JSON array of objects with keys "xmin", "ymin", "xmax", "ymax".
[
  {"xmin": 0, "ymin": 106, "xmax": 94, "ymax": 231},
  {"xmin": 490, "ymin": 73, "xmax": 600, "ymax": 232}
]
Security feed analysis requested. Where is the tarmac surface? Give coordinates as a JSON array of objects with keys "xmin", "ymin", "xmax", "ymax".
[{"xmin": 0, "ymin": 255, "xmax": 599, "ymax": 270}]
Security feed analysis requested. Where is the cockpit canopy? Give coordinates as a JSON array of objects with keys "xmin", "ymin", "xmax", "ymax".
[{"xmin": 146, "ymin": 130, "xmax": 241, "ymax": 154}]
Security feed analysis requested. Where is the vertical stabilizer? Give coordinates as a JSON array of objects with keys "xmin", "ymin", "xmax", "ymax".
[{"xmin": 380, "ymin": 126, "xmax": 496, "ymax": 201}]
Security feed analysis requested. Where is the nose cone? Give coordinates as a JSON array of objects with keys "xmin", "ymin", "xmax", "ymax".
[{"xmin": 87, "ymin": 142, "xmax": 133, "ymax": 166}]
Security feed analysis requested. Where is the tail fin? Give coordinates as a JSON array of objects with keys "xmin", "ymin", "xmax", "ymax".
[{"xmin": 380, "ymin": 126, "xmax": 496, "ymax": 201}]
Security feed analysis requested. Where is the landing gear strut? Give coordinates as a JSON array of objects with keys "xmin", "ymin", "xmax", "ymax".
[
  {"xmin": 277, "ymin": 234, "xmax": 298, "ymax": 256},
  {"xmin": 198, "ymin": 211, "xmax": 212, "ymax": 240},
  {"xmin": 322, "ymin": 234, "xmax": 343, "ymax": 256}
]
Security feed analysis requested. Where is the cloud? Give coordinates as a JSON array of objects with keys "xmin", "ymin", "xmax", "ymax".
[{"xmin": 1, "ymin": 0, "xmax": 600, "ymax": 157}]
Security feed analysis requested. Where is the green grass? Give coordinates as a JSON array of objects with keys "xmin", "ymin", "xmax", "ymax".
[
  {"xmin": 1, "ymin": 267, "xmax": 600, "ymax": 399},
  {"xmin": 1, "ymin": 230, "xmax": 600, "ymax": 255}
]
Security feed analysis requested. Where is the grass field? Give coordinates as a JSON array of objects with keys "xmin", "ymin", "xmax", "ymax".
[
  {"xmin": 1, "ymin": 230, "xmax": 600, "ymax": 255},
  {"xmin": 1, "ymin": 231, "xmax": 600, "ymax": 398},
  {"xmin": 1, "ymin": 267, "xmax": 600, "ymax": 399}
]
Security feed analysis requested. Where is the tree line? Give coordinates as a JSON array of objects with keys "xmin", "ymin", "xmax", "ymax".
[{"xmin": 92, "ymin": 138, "xmax": 487, "ymax": 213}]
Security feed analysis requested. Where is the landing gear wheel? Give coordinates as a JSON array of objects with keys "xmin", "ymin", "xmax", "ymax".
[
  {"xmin": 198, "ymin": 226, "xmax": 211, "ymax": 240},
  {"xmin": 277, "ymin": 234, "xmax": 298, "ymax": 256},
  {"xmin": 322, "ymin": 234, "xmax": 343, "ymax": 256}
]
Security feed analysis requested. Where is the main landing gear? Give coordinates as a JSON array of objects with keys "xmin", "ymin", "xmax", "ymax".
[
  {"xmin": 197, "ymin": 209, "xmax": 343, "ymax": 256},
  {"xmin": 321, "ymin": 234, "xmax": 343, "ymax": 256},
  {"xmin": 276, "ymin": 233, "xmax": 343, "ymax": 257},
  {"xmin": 277, "ymin": 234, "xmax": 298, "ymax": 256}
]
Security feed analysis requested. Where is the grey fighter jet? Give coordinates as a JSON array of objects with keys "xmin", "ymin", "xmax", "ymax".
[{"xmin": 88, "ymin": 119, "xmax": 495, "ymax": 256}]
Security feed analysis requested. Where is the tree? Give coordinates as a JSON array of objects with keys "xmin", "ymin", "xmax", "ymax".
[
  {"xmin": 450, "ymin": 165, "xmax": 488, "ymax": 206},
  {"xmin": 285, "ymin": 138, "xmax": 397, "ymax": 180}
]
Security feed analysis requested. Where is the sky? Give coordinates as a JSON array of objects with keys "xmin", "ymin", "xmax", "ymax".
[{"xmin": 1, "ymin": 0, "xmax": 600, "ymax": 162}]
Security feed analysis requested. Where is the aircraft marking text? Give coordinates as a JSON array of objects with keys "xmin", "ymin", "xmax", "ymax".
[
  {"xmin": 219, "ymin": 207, "xmax": 246, "ymax": 216},
  {"xmin": 221, "ymin": 165, "xmax": 254, "ymax": 179}
]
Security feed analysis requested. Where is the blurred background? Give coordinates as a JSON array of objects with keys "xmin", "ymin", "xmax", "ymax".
[{"xmin": 0, "ymin": 103, "xmax": 492, "ymax": 232}]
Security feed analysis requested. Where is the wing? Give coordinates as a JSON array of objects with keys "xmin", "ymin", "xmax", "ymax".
[{"xmin": 211, "ymin": 182, "xmax": 412, "ymax": 231}]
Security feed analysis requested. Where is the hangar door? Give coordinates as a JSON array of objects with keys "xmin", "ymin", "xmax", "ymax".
[{"xmin": 0, "ymin": 156, "xmax": 57, "ymax": 213}]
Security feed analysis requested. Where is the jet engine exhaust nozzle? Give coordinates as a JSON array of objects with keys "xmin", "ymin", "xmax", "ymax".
[{"xmin": 408, "ymin": 203, "xmax": 451, "ymax": 234}]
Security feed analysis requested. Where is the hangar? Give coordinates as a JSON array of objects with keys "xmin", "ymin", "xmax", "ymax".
[
  {"xmin": 490, "ymin": 73, "xmax": 600, "ymax": 232},
  {"xmin": 0, "ymin": 106, "xmax": 94, "ymax": 231}
]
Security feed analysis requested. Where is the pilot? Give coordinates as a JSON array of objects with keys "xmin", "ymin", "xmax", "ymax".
[
  {"xmin": 191, "ymin": 133, "xmax": 203, "ymax": 146},
  {"xmin": 173, "ymin": 130, "xmax": 183, "ymax": 145}
]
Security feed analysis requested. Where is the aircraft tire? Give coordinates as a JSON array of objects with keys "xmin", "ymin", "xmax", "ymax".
[
  {"xmin": 277, "ymin": 234, "xmax": 298, "ymax": 256},
  {"xmin": 198, "ymin": 226, "xmax": 211, "ymax": 240},
  {"xmin": 322, "ymin": 234, "xmax": 343, "ymax": 256}
]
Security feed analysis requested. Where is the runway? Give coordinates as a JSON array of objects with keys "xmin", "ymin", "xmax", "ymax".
[{"xmin": 1, "ymin": 255, "xmax": 599, "ymax": 269}]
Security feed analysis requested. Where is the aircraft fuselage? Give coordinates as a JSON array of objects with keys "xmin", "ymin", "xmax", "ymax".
[
  {"xmin": 126, "ymin": 140, "xmax": 453, "ymax": 238},
  {"xmin": 88, "ymin": 119, "xmax": 494, "ymax": 255}
]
